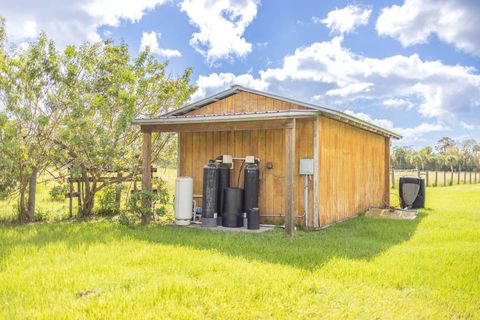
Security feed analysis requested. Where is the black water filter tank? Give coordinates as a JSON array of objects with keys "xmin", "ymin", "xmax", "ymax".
[
  {"xmin": 202, "ymin": 160, "xmax": 218, "ymax": 227},
  {"xmin": 247, "ymin": 208, "xmax": 260, "ymax": 230},
  {"xmin": 222, "ymin": 188, "xmax": 244, "ymax": 227},
  {"xmin": 217, "ymin": 163, "xmax": 230, "ymax": 224},
  {"xmin": 399, "ymin": 176, "xmax": 425, "ymax": 209},
  {"xmin": 244, "ymin": 162, "xmax": 259, "ymax": 214}
]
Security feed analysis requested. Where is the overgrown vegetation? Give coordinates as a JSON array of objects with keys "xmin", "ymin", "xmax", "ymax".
[{"xmin": 0, "ymin": 185, "xmax": 478, "ymax": 318}]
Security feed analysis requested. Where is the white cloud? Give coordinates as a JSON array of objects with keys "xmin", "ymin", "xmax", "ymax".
[
  {"xmin": 460, "ymin": 121, "xmax": 478, "ymax": 130},
  {"xmin": 191, "ymin": 72, "xmax": 268, "ymax": 101},
  {"xmin": 344, "ymin": 110, "xmax": 449, "ymax": 144},
  {"xmin": 383, "ymin": 98, "xmax": 412, "ymax": 109},
  {"xmin": 193, "ymin": 36, "xmax": 480, "ymax": 123},
  {"xmin": 0, "ymin": 0, "xmax": 167, "ymax": 47},
  {"xmin": 376, "ymin": 0, "xmax": 480, "ymax": 56},
  {"xmin": 140, "ymin": 31, "xmax": 181, "ymax": 58},
  {"xmin": 325, "ymin": 82, "xmax": 373, "ymax": 97},
  {"xmin": 179, "ymin": 0, "xmax": 259, "ymax": 63},
  {"xmin": 314, "ymin": 5, "xmax": 372, "ymax": 35}
]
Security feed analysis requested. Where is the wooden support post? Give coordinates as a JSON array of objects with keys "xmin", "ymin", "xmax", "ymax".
[
  {"xmin": 464, "ymin": 170, "xmax": 467, "ymax": 184},
  {"xmin": 434, "ymin": 170, "xmax": 438, "ymax": 187},
  {"xmin": 69, "ymin": 181, "xmax": 73, "ymax": 218},
  {"xmin": 284, "ymin": 120, "xmax": 296, "ymax": 236},
  {"xmin": 469, "ymin": 171, "xmax": 472, "ymax": 184},
  {"xmin": 425, "ymin": 170, "xmax": 429, "ymax": 187},
  {"xmin": 443, "ymin": 171, "xmax": 446, "ymax": 187},
  {"xmin": 142, "ymin": 130, "xmax": 152, "ymax": 224},
  {"xmin": 384, "ymin": 138, "xmax": 390, "ymax": 206},
  {"xmin": 458, "ymin": 168, "xmax": 461, "ymax": 184},
  {"xmin": 77, "ymin": 181, "xmax": 82, "ymax": 215}
]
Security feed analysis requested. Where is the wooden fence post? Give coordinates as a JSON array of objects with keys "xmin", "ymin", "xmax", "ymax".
[
  {"xmin": 425, "ymin": 170, "xmax": 429, "ymax": 186},
  {"xmin": 435, "ymin": 170, "xmax": 438, "ymax": 187},
  {"xmin": 450, "ymin": 170, "xmax": 454, "ymax": 186},
  {"xmin": 444, "ymin": 171, "xmax": 446, "ymax": 187},
  {"xmin": 391, "ymin": 169, "xmax": 395, "ymax": 189},
  {"xmin": 464, "ymin": 170, "xmax": 467, "ymax": 184},
  {"xmin": 469, "ymin": 171, "xmax": 472, "ymax": 184},
  {"xmin": 475, "ymin": 169, "xmax": 477, "ymax": 184},
  {"xmin": 458, "ymin": 168, "xmax": 461, "ymax": 184},
  {"xmin": 69, "ymin": 181, "xmax": 73, "ymax": 218}
]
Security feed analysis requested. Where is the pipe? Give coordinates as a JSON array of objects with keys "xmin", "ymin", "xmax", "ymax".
[{"xmin": 304, "ymin": 175, "xmax": 309, "ymax": 229}]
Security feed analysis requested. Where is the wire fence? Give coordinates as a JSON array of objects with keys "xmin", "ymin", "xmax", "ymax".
[{"xmin": 391, "ymin": 169, "xmax": 480, "ymax": 188}]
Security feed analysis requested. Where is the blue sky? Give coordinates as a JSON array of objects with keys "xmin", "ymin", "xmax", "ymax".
[{"xmin": 2, "ymin": 0, "xmax": 480, "ymax": 147}]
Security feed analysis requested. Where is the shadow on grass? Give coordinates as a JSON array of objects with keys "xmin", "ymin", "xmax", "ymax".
[{"xmin": 0, "ymin": 212, "xmax": 425, "ymax": 270}]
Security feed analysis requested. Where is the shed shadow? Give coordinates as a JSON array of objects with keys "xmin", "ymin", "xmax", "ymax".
[{"xmin": 131, "ymin": 212, "xmax": 425, "ymax": 270}]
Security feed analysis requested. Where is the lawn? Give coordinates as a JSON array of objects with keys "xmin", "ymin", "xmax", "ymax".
[{"xmin": 0, "ymin": 185, "xmax": 479, "ymax": 319}]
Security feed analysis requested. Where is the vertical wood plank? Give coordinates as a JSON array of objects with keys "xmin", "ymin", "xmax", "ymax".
[
  {"xmin": 285, "ymin": 120, "xmax": 296, "ymax": 236},
  {"xmin": 384, "ymin": 137, "xmax": 390, "ymax": 207}
]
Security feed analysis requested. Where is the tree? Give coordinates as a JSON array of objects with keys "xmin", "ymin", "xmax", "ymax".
[
  {"xmin": 436, "ymin": 137, "xmax": 456, "ymax": 154},
  {"xmin": 54, "ymin": 40, "xmax": 195, "ymax": 217},
  {"xmin": 0, "ymin": 19, "xmax": 62, "ymax": 221}
]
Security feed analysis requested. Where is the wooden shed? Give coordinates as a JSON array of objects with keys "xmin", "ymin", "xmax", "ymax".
[{"xmin": 134, "ymin": 85, "xmax": 401, "ymax": 234}]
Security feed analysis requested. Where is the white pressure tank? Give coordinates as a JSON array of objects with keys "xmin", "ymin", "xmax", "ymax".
[{"xmin": 174, "ymin": 177, "xmax": 193, "ymax": 225}]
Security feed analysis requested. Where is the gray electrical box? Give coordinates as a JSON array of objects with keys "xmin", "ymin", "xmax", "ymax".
[{"xmin": 299, "ymin": 158, "xmax": 314, "ymax": 175}]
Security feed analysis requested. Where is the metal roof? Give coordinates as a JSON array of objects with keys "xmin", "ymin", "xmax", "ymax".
[
  {"xmin": 137, "ymin": 85, "xmax": 401, "ymax": 139},
  {"xmin": 132, "ymin": 110, "xmax": 319, "ymax": 125}
]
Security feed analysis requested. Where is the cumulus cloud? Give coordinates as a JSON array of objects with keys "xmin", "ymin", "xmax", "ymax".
[
  {"xmin": 193, "ymin": 36, "xmax": 480, "ymax": 122},
  {"xmin": 383, "ymin": 98, "xmax": 413, "ymax": 109},
  {"xmin": 180, "ymin": 0, "xmax": 259, "ymax": 63},
  {"xmin": 0, "ymin": 0, "xmax": 167, "ymax": 47},
  {"xmin": 191, "ymin": 72, "xmax": 268, "ymax": 101},
  {"xmin": 344, "ymin": 110, "xmax": 449, "ymax": 144},
  {"xmin": 314, "ymin": 5, "xmax": 372, "ymax": 35},
  {"xmin": 376, "ymin": 0, "xmax": 480, "ymax": 56},
  {"xmin": 139, "ymin": 31, "xmax": 181, "ymax": 58}
]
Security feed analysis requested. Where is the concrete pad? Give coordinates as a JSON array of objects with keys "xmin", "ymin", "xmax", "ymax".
[{"xmin": 169, "ymin": 221, "xmax": 276, "ymax": 233}]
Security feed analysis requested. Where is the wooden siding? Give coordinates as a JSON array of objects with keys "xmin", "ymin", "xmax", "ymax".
[
  {"xmin": 178, "ymin": 118, "xmax": 315, "ymax": 226},
  {"xmin": 186, "ymin": 91, "xmax": 309, "ymax": 115},
  {"xmin": 317, "ymin": 117, "xmax": 388, "ymax": 226}
]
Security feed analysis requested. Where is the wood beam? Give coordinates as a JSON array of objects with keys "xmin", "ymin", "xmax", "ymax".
[
  {"xmin": 284, "ymin": 119, "xmax": 296, "ymax": 236},
  {"xmin": 141, "ymin": 119, "xmax": 296, "ymax": 133},
  {"xmin": 384, "ymin": 137, "xmax": 390, "ymax": 208},
  {"xmin": 141, "ymin": 131, "xmax": 152, "ymax": 224}
]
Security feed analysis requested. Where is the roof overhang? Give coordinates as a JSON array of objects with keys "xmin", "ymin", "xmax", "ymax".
[{"xmin": 135, "ymin": 85, "xmax": 402, "ymax": 139}]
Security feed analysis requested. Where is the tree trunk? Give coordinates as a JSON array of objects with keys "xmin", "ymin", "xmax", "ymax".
[
  {"xmin": 18, "ymin": 180, "xmax": 28, "ymax": 222},
  {"xmin": 115, "ymin": 172, "xmax": 122, "ymax": 210},
  {"xmin": 80, "ymin": 169, "xmax": 96, "ymax": 216},
  {"xmin": 27, "ymin": 166, "xmax": 38, "ymax": 221}
]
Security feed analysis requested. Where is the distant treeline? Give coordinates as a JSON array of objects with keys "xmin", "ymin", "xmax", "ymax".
[{"xmin": 392, "ymin": 137, "xmax": 480, "ymax": 171}]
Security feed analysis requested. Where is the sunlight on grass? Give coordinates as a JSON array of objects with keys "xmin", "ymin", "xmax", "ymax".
[{"xmin": 0, "ymin": 185, "xmax": 479, "ymax": 318}]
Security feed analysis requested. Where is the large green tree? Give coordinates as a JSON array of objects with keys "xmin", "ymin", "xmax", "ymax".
[{"xmin": 54, "ymin": 40, "xmax": 195, "ymax": 216}]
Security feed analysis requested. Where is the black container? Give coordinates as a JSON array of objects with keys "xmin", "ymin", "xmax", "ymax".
[
  {"xmin": 222, "ymin": 188, "xmax": 244, "ymax": 227},
  {"xmin": 217, "ymin": 163, "xmax": 230, "ymax": 219},
  {"xmin": 202, "ymin": 161, "xmax": 218, "ymax": 226},
  {"xmin": 244, "ymin": 162, "xmax": 259, "ymax": 214},
  {"xmin": 247, "ymin": 208, "xmax": 260, "ymax": 230},
  {"xmin": 399, "ymin": 176, "xmax": 425, "ymax": 209}
]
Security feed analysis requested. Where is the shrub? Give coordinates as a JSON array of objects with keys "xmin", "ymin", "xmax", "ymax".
[{"xmin": 49, "ymin": 185, "xmax": 68, "ymax": 202}]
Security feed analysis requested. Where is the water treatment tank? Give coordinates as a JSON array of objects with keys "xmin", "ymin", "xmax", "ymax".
[
  {"xmin": 217, "ymin": 163, "xmax": 230, "ymax": 225},
  {"xmin": 174, "ymin": 177, "xmax": 193, "ymax": 225},
  {"xmin": 244, "ymin": 162, "xmax": 259, "ymax": 214},
  {"xmin": 222, "ymin": 188, "xmax": 244, "ymax": 227},
  {"xmin": 202, "ymin": 160, "xmax": 219, "ymax": 227}
]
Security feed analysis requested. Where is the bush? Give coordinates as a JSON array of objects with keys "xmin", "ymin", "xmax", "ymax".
[
  {"xmin": 49, "ymin": 185, "xmax": 68, "ymax": 202},
  {"xmin": 98, "ymin": 183, "xmax": 122, "ymax": 215}
]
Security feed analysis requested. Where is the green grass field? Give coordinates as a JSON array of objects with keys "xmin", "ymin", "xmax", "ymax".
[{"xmin": 1, "ymin": 185, "xmax": 479, "ymax": 319}]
